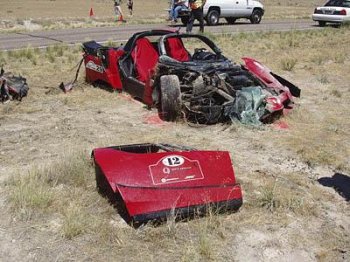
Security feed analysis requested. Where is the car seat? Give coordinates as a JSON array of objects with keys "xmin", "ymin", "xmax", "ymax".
[
  {"xmin": 131, "ymin": 38, "xmax": 159, "ymax": 83},
  {"xmin": 165, "ymin": 38, "xmax": 190, "ymax": 62}
]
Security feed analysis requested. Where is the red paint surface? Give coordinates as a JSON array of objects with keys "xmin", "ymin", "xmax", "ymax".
[
  {"xmin": 143, "ymin": 113, "xmax": 166, "ymax": 125},
  {"xmin": 274, "ymin": 121, "xmax": 289, "ymax": 130},
  {"xmin": 84, "ymin": 49, "xmax": 124, "ymax": 90},
  {"xmin": 93, "ymin": 148, "xmax": 242, "ymax": 217},
  {"xmin": 242, "ymin": 57, "xmax": 294, "ymax": 113}
]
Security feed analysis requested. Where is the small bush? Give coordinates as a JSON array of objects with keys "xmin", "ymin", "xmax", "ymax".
[
  {"xmin": 106, "ymin": 40, "xmax": 118, "ymax": 47},
  {"xmin": 318, "ymin": 74, "xmax": 329, "ymax": 84},
  {"xmin": 280, "ymin": 57, "xmax": 297, "ymax": 71},
  {"xmin": 258, "ymin": 184, "xmax": 279, "ymax": 212},
  {"xmin": 333, "ymin": 53, "xmax": 346, "ymax": 64},
  {"xmin": 61, "ymin": 204, "xmax": 88, "ymax": 239},
  {"xmin": 330, "ymin": 89, "xmax": 342, "ymax": 98},
  {"xmin": 6, "ymin": 171, "xmax": 53, "ymax": 220},
  {"xmin": 198, "ymin": 232, "xmax": 212, "ymax": 259}
]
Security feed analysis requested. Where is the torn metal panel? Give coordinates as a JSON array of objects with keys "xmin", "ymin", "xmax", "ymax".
[{"xmin": 92, "ymin": 143, "xmax": 243, "ymax": 226}]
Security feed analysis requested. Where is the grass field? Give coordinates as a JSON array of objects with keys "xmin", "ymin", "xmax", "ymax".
[
  {"xmin": 0, "ymin": 23, "xmax": 349, "ymax": 260},
  {"xmin": 0, "ymin": 0, "xmax": 326, "ymax": 31}
]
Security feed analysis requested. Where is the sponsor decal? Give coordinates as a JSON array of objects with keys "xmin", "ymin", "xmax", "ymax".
[
  {"xmin": 86, "ymin": 61, "xmax": 104, "ymax": 73},
  {"xmin": 149, "ymin": 155, "xmax": 204, "ymax": 185}
]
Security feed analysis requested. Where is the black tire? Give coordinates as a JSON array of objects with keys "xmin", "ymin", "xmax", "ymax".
[
  {"xmin": 159, "ymin": 75, "xmax": 182, "ymax": 121},
  {"xmin": 250, "ymin": 9, "xmax": 262, "ymax": 24},
  {"xmin": 318, "ymin": 21, "xmax": 326, "ymax": 27},
  {"xmin": 206, "ymin": 10, "xmax": 220, "ymax": 26},
  {"xmin": 225, "ymin": 17, "xmax": 236, "ymax": 24},
  {"xmin": 181, "ymin": 16, "xmax": 189, "ymax": 26}
]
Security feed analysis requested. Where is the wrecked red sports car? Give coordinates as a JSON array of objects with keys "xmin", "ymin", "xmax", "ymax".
[
  {"xmin": 92, "ymin": 143, "xmax": 242, "ymax": 225},
  {"xmin": 83, "ymin": 30, "xmax": 300, "ymax": 125}
]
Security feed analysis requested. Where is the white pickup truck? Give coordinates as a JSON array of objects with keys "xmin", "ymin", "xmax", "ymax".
[{"xmin": 174, "ymin": 0, "xmax": 265, "ymax": 26}]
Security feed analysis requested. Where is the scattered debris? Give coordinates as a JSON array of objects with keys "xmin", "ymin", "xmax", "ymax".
[
  {"xmin": 59, "ymin": 58, "xmax": 84, "ymax": 93},
  {"xmin": 92, "ymin": 143, "xmax": 243, "ymax": 226},
  {"xmin": 0, "ymin": 67, "xmax": 29, "ymax": 103}
]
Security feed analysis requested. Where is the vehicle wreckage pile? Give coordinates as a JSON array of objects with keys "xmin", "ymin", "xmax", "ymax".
[
  {"xmin": 83, "ymin": 30, "xmax": 300, "ymax": 126},
  {"xmin": 155, "ymin": 56, "xmax": 300, "ymax": 125}
]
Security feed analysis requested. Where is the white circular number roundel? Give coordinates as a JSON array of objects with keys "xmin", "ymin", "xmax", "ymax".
[{"xmin": 162, "ymin": 155, "xmax": 185, "ymax": 167}]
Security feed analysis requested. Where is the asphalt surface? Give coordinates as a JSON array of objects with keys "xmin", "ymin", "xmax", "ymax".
[{"xmin": 0, "ymin": 19, "xmax": 318, "ymax": 51}]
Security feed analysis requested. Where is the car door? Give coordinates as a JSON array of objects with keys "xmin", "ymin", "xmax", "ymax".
[
  {"xmin": 232, "ymin": 0, "xmax": 248, "ymax": 16},
  {"xmin": 218, "ymin": 0, "xmax": 233, "ymax": 16},
  {"xmin": 244, "ymin": 0, "xmax": 255, "ymax": 16}
]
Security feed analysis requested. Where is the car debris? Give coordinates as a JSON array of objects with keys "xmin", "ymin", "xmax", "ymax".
[
  {"xmin": 83, "ymin": 30, "xmax": 300, "ymax": 125},
  {"xmin": 59, "ymin": 58, "xmax": 84, "ymax": 93},
  {"xmin": 0, "ymin": 67, "xmax": 29, "ymax": 103},
  {"xmin": 92, "ymin": 143, "xmax": 243, "ymax": 226}
]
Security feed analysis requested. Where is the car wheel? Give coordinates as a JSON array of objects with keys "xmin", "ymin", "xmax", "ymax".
[
  {"xmin": 181, "ymin": 16, "xmax": 189, "ymax": 25},
  {"xmin": 159, "ymin": 75, "xmax": 182, "ymax": 121},
  {"xmin": 207, "ymin": 10, "xmax": 220, "ymax": 26},
  {"xmin": 225, "ymin": 18, "xmax": 236, "ymax": 24},
  {"xmin": 250, "ymin": 9, "xmax": 262, "ymax": 24},
  {"xmin": 318, "ymin": 21, "xmax": 326, "ymax": 27}
]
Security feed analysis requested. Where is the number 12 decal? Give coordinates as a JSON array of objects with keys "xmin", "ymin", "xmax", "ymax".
[{"xmin": 162, "ymin": 155, "xmax": 185, "ymax": 167}]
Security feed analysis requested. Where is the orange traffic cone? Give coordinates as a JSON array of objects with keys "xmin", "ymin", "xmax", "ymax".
[{"xmin": 89, "ymin": 7, "xmax": 94, "ymax": 17}]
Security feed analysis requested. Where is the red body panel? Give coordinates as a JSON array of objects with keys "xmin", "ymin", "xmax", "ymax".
[
  {"xmin": 93, "ymin": 147, "xmax": 242, "ymax": 222},
  {"xmin": 242, "ymin": 57, "xmax": 290, "ymax": 94},
  {"xmin": 84, "ymin": 49, "xmax": 125, "ymax": 90},
  {"xmin": 242, "ymin": 57, "xmax": 294, "ymax": 113}
]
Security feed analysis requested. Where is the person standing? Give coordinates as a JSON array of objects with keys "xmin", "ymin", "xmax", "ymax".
[
  {"xmin": 170, "ymin": 0, "xmax": 188, "ymax": 23},
  {"xmin": 186, "ymin": 0, "xmax": 206, "ymax": 33},
  {"xmin": 114, "ymin": 0, "xmax": 126, "ymax": 22},
  {"xmin": 127, "ymin": 0, "xmax": 133, "ymax": 16}
]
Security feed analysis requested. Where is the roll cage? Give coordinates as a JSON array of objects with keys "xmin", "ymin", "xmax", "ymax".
[{"xmin": 122, "ymin": 30, "xmax": 225, "ymax": 64}]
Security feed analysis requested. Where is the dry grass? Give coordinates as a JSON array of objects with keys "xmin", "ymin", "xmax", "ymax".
[{"xmin": 1, "ymin": 26, "xmax": 349, "ymax": 260}]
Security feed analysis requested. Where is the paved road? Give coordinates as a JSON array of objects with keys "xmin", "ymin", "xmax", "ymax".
[{"xmin": 0, "ymin": 19, "xmax": 318, "ymax": 50}]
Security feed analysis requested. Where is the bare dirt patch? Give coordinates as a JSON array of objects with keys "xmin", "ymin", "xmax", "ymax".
[{"xmin": 0, "ymin": 28, "xmax": 349, "ymax": 261}]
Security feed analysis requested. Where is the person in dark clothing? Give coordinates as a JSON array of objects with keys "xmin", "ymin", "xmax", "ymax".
[
  {"xmin": 127, "ymin": 0, "xmax": 133, "ymax": 16},
  {"xmin": 186, "ymin": 0, "xmax": 206, "ymax": 33},
  {"xmin": 0, "ymin": 79, "xmax": 10, "ymax": 103}
]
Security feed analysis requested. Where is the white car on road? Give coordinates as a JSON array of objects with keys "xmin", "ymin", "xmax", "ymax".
[
  {"xmin": 172, "ymin": 0, "xmax": 265, "ymax": 26},
  {"xmin": 312, "ymin": 0, "xmax": 350, "ymax": 26},
  {"xmin": 203, "ymin": 0, "xmax": 265, "ymax": 25}
]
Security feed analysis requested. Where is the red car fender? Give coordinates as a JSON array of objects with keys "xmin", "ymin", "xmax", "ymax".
[
  {"xmin": 242, "ymin": 57, "xmax": 295, "ymax": 112},
  {"xmin": 242, "ymin": 57, "xmax": 292, "ymax": 97}
]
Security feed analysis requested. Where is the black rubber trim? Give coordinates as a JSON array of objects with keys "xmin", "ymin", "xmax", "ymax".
[
  {"xmin": 132, "ymin": 198, "xmax": 243, "ymax": 224},
  {"xmin": 271, "ymin": 72, "xmax": 301, "ymax": 98}
]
